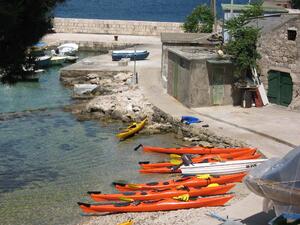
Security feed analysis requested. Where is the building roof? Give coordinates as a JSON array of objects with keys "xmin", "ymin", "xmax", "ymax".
[
  {"xmin": 161, "ymin": 33, "xmax": 217, "ymax": 45},
  {"xmin": 248, "ymin": 14, "xmax": 300, "ymax": 34},
  {"xmin": 222, "ymin": 3, "xmax": 288, "ymax": 13}
]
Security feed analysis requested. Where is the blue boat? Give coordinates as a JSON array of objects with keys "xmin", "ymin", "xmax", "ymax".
[{"xmin": 112, "ymin": 50, "xmax": 149, "ymax": 61}]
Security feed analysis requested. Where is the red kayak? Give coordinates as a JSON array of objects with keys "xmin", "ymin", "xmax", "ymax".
[
  {"xmin": 89, "ymin": 183, "xmax": 235, "ymax": 202},
  {"xmin": 78, "ymin": 195, "xmax": 234, "ymax": 213},
  {"xmin": 140, "ymin": 149, "xmax": 258, "ymax": 169},
  {"xmin": 140, "ymin": 145, "xmax": 257, "ymax": 155},
  {"xmin": 139, "ymin": 154, "xmax": 262, "ymax": 174},
  {"xmin": 113, "ymin": 173, "xmax": 246, "ymax": 192}
]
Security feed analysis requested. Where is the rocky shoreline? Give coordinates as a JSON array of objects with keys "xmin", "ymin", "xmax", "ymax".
[
  {"xmin": 66, "ymin": 70, "xmax": 247, "ymax": 149},
  {"xmin": 59, "ymin": 53, "xmax": 253, "ymax": 225}
]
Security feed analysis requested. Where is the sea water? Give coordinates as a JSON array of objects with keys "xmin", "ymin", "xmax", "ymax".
[
  {"xmin": 55, "ymin": 0, "xmax": 251, "ymax": 22},
  {"xmin": 0, "ymin": 53, "xmax": 181, "ymax": 225}
]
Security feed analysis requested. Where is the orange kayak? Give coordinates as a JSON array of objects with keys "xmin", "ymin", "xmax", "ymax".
[
  {"xmin": 140, "ymin": 145, "xmax": 257, "ymax": 155},
  {"xmin": 140, "ymin": 149, "xmax": 258, "ymax": 169},
  {"xmin": 78, "ymin": 195, "xmax": 234, "ymax": 213},
  {"xmin": 113, "ymin": 173, "xmax": 246, "ymax": 192},
  {"xmin": 88, "ymin": 183, "xmax": 235, "ymax": 202},
  {"xmin": 139, "ymin": 154, "xmax": 262, "ymax": 174}
]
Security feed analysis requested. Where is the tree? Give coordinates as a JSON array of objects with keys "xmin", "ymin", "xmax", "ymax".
[
  {"xmin": 183, "ymin": 5, "xmax": 214, "ymax": 33},
  {"xmin": 292, "ymin": 0, "xmax": 300, "ymax": 9},
  {"xmin": 0, "ymin": 0, "xmax": 65, "ymax": 83},
  {"xmin": 224, "ymin": 3, "xmax": 263, "ymax": 77}
]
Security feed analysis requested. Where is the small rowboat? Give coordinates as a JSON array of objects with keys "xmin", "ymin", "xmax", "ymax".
[
  {"xmin": 57, "ymin": 43, "xmax": 79, "ymax": 56},
  {"xmin": 112, "ymin": 50, "xmax": 149, "ymax": 61},
  {"xmin": 116, "ymin": 118, "xmax": 147, "ymax": 140},
  {"xmin": 113, "ymin": 173, "xmax": 246, "ymax": 192},
  {"xmin": 180, "ymin": 159, "xmax": 268, "ymax": 176},
  {"xmin": 50, "ymin": 56, "xmax": 67, "ymax": 65},
  {"xmin": 88, "ymin": 183, "xmax": 235, "ymax": 202},
  {"xmin": 78, "ymin": 195, "xmax": 233, "ymax": 213}
]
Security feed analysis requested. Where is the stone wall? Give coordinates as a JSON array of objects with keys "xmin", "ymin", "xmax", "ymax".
[
  {"xmin": 53, "ymin": 18, "xmax": 184, "ymax": 36},
  {"xmin": 257, "ymin": 15, "xmax": 300, "ymax": 98}
]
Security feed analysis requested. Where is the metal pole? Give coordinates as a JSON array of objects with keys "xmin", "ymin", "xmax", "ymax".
[
  {"xmin": 133, "ymin": 46, "xmax": 137, "ymax": 84},
  {"xmin": 230, "ymin": 0, "xmax": 234, "ymax": 17}
]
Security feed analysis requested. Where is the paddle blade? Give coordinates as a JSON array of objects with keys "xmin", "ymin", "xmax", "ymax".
[
  {"xmin": 170, "ymin": 158, "xmax": 183, "ymax": 165},
  {"xmin": 134, "ymin": 144, "xmax": 143, "ymax": 151},
  {"xmin": 169, "ymin": 154, "xmax": 182, "ymax": 159},
  {"xmin": 118, "ymin": 220, "xmax": 134, "ymax": 225},
  {"xmin": 173, "ymin": 194, "xmax": 189, "ymax": 202},
  {"xmin": 127, "ymin": 184, "xmax": 141, "ymax": 189},
  {"xmin": 207, "ymin": 183, "xmax": 219, "ymax": 187},
  {"xmin": 119, "ymin": 197, "xmax": 134, "ymax": 202},
  {"xmin": 196, "ymin": 174, "xmax": 211, "ymax": 179}
]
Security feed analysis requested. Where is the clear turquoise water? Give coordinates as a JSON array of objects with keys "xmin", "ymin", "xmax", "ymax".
[
  {"xmin": 0, "ymin": 52, "xmax": 98, "ymax": 113},
  {"xmin": 0, "ymin": 53, "xmax": 181, "ymax": 225}
]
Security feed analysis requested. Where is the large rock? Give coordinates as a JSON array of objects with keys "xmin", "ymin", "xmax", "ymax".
[{"xmin": 74, "ymin": 84, "xmax": 98, "ymax": 95}]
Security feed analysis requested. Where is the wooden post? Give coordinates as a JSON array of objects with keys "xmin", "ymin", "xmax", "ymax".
[{"xmin": 211, "ymin": 0, "xmax": 217, "ymax": 33}]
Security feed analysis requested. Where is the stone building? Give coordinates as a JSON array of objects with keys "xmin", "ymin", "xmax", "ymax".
[
  {"xmin": 255, "ymin": 14, "xmax": 300, "ymax": 107},
  {"xmin": 264, "ymin": 0, "xmax": 292, "ymax": 8},
  {"xmin": 161, "ymin": 33, "xmax": 218, "ymax": 89},
  {"xmin": 222, "ymin": 3, "xmax": 288, "ymax": 42},
  {"xmin": 167, "ymin": 47, "xmax": 239, "ymax": 107}
]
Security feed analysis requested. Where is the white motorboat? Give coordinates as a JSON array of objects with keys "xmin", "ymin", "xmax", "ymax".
[
  {"xmin": 50, "ymin": 56, "xmax": 67, "ymax": 65},
  {"xmin": 180, "ymin": 159, "xmax": 268, "ymax": 175},
  {"xmin": 35, "ymin": 55, "xmax": 51, "ymax": 68},
  {"xmin": 57, "ymin": 43, "xmax": 79, "ymax": 56}
]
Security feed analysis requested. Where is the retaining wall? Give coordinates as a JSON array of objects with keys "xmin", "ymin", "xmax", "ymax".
[{"xmin": 53, "ymin": 18, "xmax": 184, "ymax": 36}]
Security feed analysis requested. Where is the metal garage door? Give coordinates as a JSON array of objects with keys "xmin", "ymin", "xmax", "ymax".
[{"xmin": 267, "ymin": 71, "xmax": 293, "ymax": 106}]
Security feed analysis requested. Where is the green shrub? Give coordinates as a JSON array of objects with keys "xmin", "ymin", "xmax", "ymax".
[
  {"xmin": 224, "ymin": 3, "xmax": 263, "ymax": 76},
  {"xmin": 183, "ymin": 5, "xmax": 214, "ymax": 33}
]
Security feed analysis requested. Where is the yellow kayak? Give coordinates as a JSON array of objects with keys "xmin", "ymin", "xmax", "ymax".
[{"xmin": 116, "ymin": 118, "xmax": 147, "ymax": 140}]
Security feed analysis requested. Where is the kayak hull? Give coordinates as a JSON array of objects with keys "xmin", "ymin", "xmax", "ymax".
[
  {"xmin": 140, "ymin": 150, "xmax": 259, "ymax": 169},
  {"xmin": 140, "ymin": 154, "xmax": 262, "ymax": 174},
  {"xmin": 142, "ymin": 145, "xmax": 257, "ymax": 155},
  {"xmin": 78, "ymin": 195, "xmax": 234, "ymax": 213},
  {"xmin": 181, "ymin": 159, "xmax": 268, "ymax": 175},
  {"xmin": 117, "ymin": 118, "xmax": 146, "ymax": 140},
  {"xmin": 90, "ymin": 183, "xmax": 235, "ymax": 201},
  {"xmin": 114, "ymin": 173, "xmax": 246, "ymax": 192}
]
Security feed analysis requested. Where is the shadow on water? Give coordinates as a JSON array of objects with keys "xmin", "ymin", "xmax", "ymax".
[{"xmin": 0, "ymin": 139, "xmax": 60, "ymax": 194}]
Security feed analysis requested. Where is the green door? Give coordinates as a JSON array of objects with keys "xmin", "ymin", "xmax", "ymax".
[
  {"xmin": 267, "ymin": 71, "xmax": 293, "ymax": 106},
  {"xmin": 212, "ymin": 66, "xmax": 225, "ymax": 105}
]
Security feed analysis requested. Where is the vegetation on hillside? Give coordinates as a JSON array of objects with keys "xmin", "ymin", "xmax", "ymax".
[
  {"xmin": 183, "ymin": 5, "xmax": 214, "ymax": 33},
  {"xmin": 224, "ymin": 2, "xmax": 263, "ymax": 77},
  {"xmin": 0, "ymin": 0, "xmax": 65, "ymax": 83}
]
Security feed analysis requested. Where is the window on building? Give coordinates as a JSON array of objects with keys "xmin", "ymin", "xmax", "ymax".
[{"xmin": 288, "ymin": 28, "xmax": 297, "ymax": 41}]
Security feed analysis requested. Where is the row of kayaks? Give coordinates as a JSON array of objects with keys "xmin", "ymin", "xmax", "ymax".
[
  {"xmin": 136, "ymin": 145, "xmax": 267, "ymax": 175},
  {"xmin": 78, "ymin": 173, "xmax": 245, "ymax": 214},
  {"xmin": 78, "ymin": 144, "xmax": 267, "ymax": 214}
]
